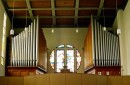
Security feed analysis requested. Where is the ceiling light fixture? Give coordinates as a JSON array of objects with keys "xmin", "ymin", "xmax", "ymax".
[
  {"xmin": 51, "ymin": 28, "xmax": 54, "ymax": 33},
  {"xmin": 117, "ymin": 28, "xmax": 121, "ymax": 35},
  {"xmin": 76, "ymin": 21, "xmax": 79, "ymax": 33},
  {"xmin": 116, "ymin": 0, "xmax": 121, "ymax": 35},
  {"xmin": 76, "ymin": 28, "xmax": 79, "ymax": 33},
  {"xmin": 25, "ymin": 6, "xmax": 28, "ymax": 31},
  {"xmin": 103, "ymin": 5, "xmax": 106, "ymax": 31},
  {"xmin": 10, "ymin": 0, "xmax": 14, "ymax": 35},
  {"xmin": 51, "ymin": 19, "xmax": 54, "ymax": 33}
]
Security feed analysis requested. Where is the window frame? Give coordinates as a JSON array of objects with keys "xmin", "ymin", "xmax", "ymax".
[{"xmin": 50, "ymin": 44, "xmax": 81, "ymax": 72}]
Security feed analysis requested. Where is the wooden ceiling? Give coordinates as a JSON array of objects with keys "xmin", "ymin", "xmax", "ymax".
[{"xmin": 2, "ymin": 0, "xmax": 128, "ymax": 28}]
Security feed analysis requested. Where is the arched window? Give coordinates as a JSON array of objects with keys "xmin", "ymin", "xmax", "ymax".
[{"xmin": 50, "ymin": 44, "xmax": 81, "ymax": 72}]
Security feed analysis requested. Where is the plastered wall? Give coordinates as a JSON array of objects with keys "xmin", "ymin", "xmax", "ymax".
[
  {"xmin": 116, "ymin": 0, "xmax": 130, "ymax": 75},
  {"xmin": 0, "ymin": 1, "xmax": 11, "ymax": 76},
  {"xmin": 1, "ymin": 74, "xmax": 130, "ymax": 85}
]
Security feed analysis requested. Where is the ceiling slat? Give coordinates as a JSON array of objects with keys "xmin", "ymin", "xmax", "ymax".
[
  {"xmin": 51, "ymin": 0, "xmax": 56, "ymax": 25},
  {"xmin": 25, "ymin": 0, "xmax": 33, "ymax": 20},
  {"xmin": 97, "ymin": 0, "xmax": 104, "ymax": 19},
  {"xmin": 74, "ymin": 0, "xmax": 79, "ymax": 25}
]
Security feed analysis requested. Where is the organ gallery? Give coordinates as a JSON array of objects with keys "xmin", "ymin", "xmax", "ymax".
[{"xmin": 1, "ymin": 0, "xmax": 130, "ymax": 85}]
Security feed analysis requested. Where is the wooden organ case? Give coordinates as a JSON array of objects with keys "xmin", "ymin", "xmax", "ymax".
[
  {"xmin": 84, "ymin": 16, "xmax": 121, "ymax": 76},
  {"xmin": 6, "ymin": 17, "xmax": 47, "ymax": 76}
]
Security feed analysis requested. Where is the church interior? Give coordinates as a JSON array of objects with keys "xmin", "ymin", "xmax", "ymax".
[{"xmin": 0, "ymin": 0, "xmax": 130, "ymax": 85}]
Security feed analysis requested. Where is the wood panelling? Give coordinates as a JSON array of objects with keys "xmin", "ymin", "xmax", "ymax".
[
  {"xmin": 39, "ymin": 18, "xmax": 52, "ymax": 26},
  {"xmin": 66, "ymin": 74, "xmax": 82, "ymax": 85},
  {"xmin": 7, "ymin": 1, "xmax": 27, "ymax": 8},
  {"xmin": 5, "ymin": 0, "xmax": 127, "ymax": 27},
  {"xmin": 33, "ymin": 10, "xmax": 52, "ymax": 16},
  {"xmin": 1, "ymin": 74, "xmax": 130, "ymax": 85},
  {"xmin": 0, "ymin": 77, "xmax": 7, "ymax": 85},
  {"xmin": 104, "ymin": 0, "xmax": 123, "ymax": 8},
  {"xmin": 13, "ymin": 18, "xmax": 32, "ymax": 28},
  {"xmin": 56, "ymin": 18, "xmax": 74, "ymax": 25},
  {"xmin": 12, "ymin": 71, "xmax": 20, "ymax": 76},
  {"xmin": 38, "ymin": 28, "xmax": 47, "ymax": 69},
  {"xmin": 122, "ymin": 76, "xmax": 130, "ymax": 85},
  {"xmin": 99, "ymin": 17, "xmax": 115, "ymax": 27},
  {"xmin": 31, "ymin": 1, "xmax": 51, "ymax": 8},
  {"xmin": 97, "ymin": 76, "xmax": 107, "ymax": 85},
  {"xmin": 20, "ymin": 71, "xmax": 28, "ymax": 76},
  {"xmin": 10, "ymin": 10, "xmax": 30, "ymax": 16},
  {"xmin": 56, "ymin": 0, "xmax": 75, "ymax": 7},
  {"xmin": 7, "ymin": 77, "xmax": 24, "ymax": 85},
  {"xmin": 108, "ymin": 76, "xmax": 123, "ymax": 85},
  {"xmin": 85, "ymin": 66, "xmax": 121, "ymax": 76},
  {"xmin": 79, "ymin": 0, "xmax": 100, "ymax": 7},
  {"xmin": 6, "ymin": 67, "xmax": 45, "ymax": 76},
  {"xmin": 35, "ymin": 74, "xmax": 50, "ymax": 85},
  {"xmin": 78, "ymin": 10, "xmax": 98, "ymax": 16},
  {"xmin": 24, "ymin": 76, "xmax": 35, "ymax": 85},
  {"xmin": 82, "ymin": 74, "xmax": 97, "ymax": 85},
  {"xmin": 50, "ymin": 74, "xmax": 65, "ymax": 85},
  {"xmin": 78, "ymin": 18, "xmax": 90, "ymax": 26},
  {"xmin": 84, "ymin": 23, "xmax": 93, "ymax": 68},
  {"xmin": 56, "ymin": 10, "xmax": 75, "ymax": 16},
  {"xmin": 101, "ymin": 9, "xmax": 116, "ymax": 16}
]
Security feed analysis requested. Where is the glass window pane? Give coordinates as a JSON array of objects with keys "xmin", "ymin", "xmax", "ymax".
[
  {"xmin": 76, "ymin": 50, "xmax": 81, "ymax": 69},
  {"xmin": 66, "ymin": 45, "xmax": 73, "ymax": 48},
  {"xmin": 50, "ymin": 50, "xmax": 54, "ymax": 69},
  {"xmin": 56, "ymin": 50, "xmax": 64, "ymax": 72},
  {"xmin": 58, "ymin": 45, "xmax": 64, "ymax": 48},
  {"xmin": 50, "ymin": 45, "xmax": 81, "ymax": 73},
  {"xmin": 67, "ymin": 50, "xmax": 74, "ymax": 72}
]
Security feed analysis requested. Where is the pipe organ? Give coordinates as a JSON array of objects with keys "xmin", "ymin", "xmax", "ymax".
[
  {"xmin": 84, "ymin": 16, "xmax": 121, "ymax": 75},
  {"xmin": 6, "ymin": 17, "xmax": 47, "ymax": 76}
]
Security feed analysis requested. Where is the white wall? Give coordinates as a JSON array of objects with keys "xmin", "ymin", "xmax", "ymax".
[
  {"xmin": 123, "ymin": 0, "xmax": 130, "ymax": 75},
  {"xmin": 116, "ymin": 0, "xmax": 130, "ymax": 75},
  {"xmin": 0, "ymin": 1, "xmax": 11, "ymax": 76},
  {"xmin": 43, "ymin": 28, "xmax": 88, "ymax": 73}
]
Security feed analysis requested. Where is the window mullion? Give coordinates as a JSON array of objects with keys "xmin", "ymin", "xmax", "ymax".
[
  {"xmin": 54, "ymin": 49, "xmax": 57, "ymax": 72},
  {"xmin": 74, "ymin": 49, "xmax": 77, "ymax": 72},
  {"xmin": 64, "ymin": 46, "xmax": 67, "ymax": 67}
]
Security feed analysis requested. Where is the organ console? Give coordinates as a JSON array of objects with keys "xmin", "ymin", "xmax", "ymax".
[
  {"xmin": 84, "ymin": 16, "xmax": 121, "ymax": 76},
  {"xmin": 6, "ymin": 16, "xmax": 47, "ymax": 76}
]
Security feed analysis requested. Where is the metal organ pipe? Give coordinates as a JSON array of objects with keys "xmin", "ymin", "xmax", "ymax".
[
  {"xmin": 110, "ymin": 34, "xmax": 114, "ymax": 66},
  {"xmin": 97, "ymin": 22, "xmax": 101, "ymax": 66},
  {"xmin": 28, "ymin": 25, "xmax": 31, "ymax": 66},
  {"xmin": 30, "ymin": 22, "xmax": 33, "ymax": 66},
  {"xmin": 94, "ymin": 19, "xmax": 98, "ymax": 66},
  {"xmin": 116, "ymin": 37, "xmax": 120, "ymax": 66},
  {"xmin": 11, "ymin": 37, "xmax": 14, "ymax": 66},
  {"xmin": 33, "ymin": 19, "xmax": 36, "ymax": 66},
  {"xmin": 17, "ymin": 34, "xmax": 20, "ymax": 66},
  {"xmin": 92, "ymin": 18, "xmax": 120, "ymax": 67},
  {"xmin": 26, "ymin": 28, "xmax": 28, "ymax": 66},
  {"xmin": 10, "ymin": 18, "xmax": 40, "ymax": 67},
  {"xmin": 15, "ymin": 36, "xmax": 18, "ymax": 66},
  {"xmin": 91, "ymin": 17, "xmax": 95, "ymax": 65},
  {"xmin": 36, "ymin": 17, "xmax": 39, "ymax": 66},
  {"xmin": 21, "ymin": 32, "xmax": 24, "ymax": 66},
  {"xmin": 19, "ymin": 34, "xmax": 21, "ymax": 66},
  {"xmin": 99, "ymin": 25, "xmax": 103, "ymax": 66},
  {"xmin": 102, "ymin": 27, "xmax": 105, "ymax": 66}
]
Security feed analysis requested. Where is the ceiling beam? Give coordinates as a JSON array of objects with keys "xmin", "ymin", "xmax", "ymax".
[
  {"xmin": 14, "ymin": 16, "xmax": 114, "ymax": 19},
  {"xmin": 97, "ymin": 0, "xmax": 104, "ymax": 19},
  {"xmin": 51, "ymin": 0, "xmax": 56, "ymax": 25},
  {"xmin": 8, "ymin": 7, "xmax": 116, "ymax": 11},
  {"xmin": 74, "ymin": 0, "xmax": 79, "ymax": 25},
  {"xmin": 25, "ymin": 0, "xmax": 33, "ymax": 20},
  {"xmin": 1, "ymin": 0, "xmax": 12, "ymax": 21}
]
